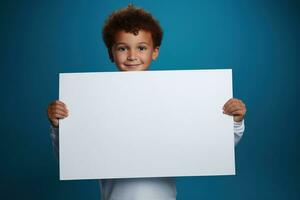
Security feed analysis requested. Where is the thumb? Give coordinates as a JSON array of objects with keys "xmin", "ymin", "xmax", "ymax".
[{"xmin": 51, "ymin": 119, "xmax": 59, "ymax": 127}]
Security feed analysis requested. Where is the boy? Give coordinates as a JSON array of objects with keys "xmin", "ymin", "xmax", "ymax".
[{"xmin": 47, "ymin": 5, "xmax": 246, "ymax": 200}]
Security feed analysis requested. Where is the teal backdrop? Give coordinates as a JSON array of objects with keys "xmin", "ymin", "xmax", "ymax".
[{"xmin": 1, "ymin": 0, "xmax": 299, "ymax": 199}]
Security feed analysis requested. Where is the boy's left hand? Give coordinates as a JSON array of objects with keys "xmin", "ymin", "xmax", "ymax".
[{"xmin": 223, "ymin": 98, "xmax": 246, "ymax": 122}]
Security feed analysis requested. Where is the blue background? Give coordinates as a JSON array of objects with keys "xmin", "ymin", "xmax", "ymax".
[{"xmin": 1, "ymin": 0, "xmax": 299, "ymax": 199}]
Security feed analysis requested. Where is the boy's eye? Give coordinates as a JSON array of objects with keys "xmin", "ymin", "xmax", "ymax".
[
  {"xmin": 138, "ymin": 46, "xmax": 147, "ymax": 51},
  {"xmin": 117, "ymin": 47, "xmax": 127, "ymax": 52}
]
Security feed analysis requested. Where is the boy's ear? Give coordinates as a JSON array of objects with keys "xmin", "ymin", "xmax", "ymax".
[{"xmin": 152, "ymin": 47, "xmax": 160, "ymax": 60}]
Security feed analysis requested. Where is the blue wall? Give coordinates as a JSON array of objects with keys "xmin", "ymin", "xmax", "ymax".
[{"xmin": 1, "ymin": 0, "xmax": 299, "ymax": 199}]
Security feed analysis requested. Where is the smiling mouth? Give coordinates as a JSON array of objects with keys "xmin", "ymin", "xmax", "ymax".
[{"xmin": 124, "ymin": 64, "xmax": 141, "ymax": 67}]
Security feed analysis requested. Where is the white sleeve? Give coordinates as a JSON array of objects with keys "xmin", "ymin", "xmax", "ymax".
[
  {"xmin": 50, "ymin": 125, "xmax": 59, "ymax": 159},
  {"xmin": 234, "ymin": 120, "xmax": 245, "ymax": 146}
]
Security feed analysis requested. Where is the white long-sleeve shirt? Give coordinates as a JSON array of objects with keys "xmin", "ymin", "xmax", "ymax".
[{"xmin": 50, "ymin": 120, "xmax": 244, "ymax": 200}]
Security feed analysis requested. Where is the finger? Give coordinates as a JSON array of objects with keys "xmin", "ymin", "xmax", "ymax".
[
  {"xmin": 53, "ymin": 100, "xmax": 67, "ymax": 107},
  {"xmin": 224, "ymin": 104, "xmax": 243, "ymax": 114},
  {"xmin": 224, "ymin": 100, "xmax": 245, "ymax": 113},
  {"xmin": 49, "ymin": 110, "xmax": 68, "ymax": 119},
  {"xmin": 224, "ymin": 108, "xmax": 240, "ymax": 116},
  {"xmin": 49, "ymin": 104, "xmax": 68, "ymax": 114},
  {"xmin": 223, "ymin": 98, "xmax": 240, "ymax": 110},
  {"xmin": 52, "ymin": 113, "xmax": 67, "ymax": 119},
  {"xmin": 50, "ymin": 100, "xmax": 68, "ymax": 110},
  {"xmin": 231, "ymin": 110, "xmax": 244, "ymax": 116},
  {"xmin": 223, "ymin": 98, "xmax": 234, "ymax": 109},
  {"xmin": 48, "ymin": 108, "xmax": 68, "ymax": 120}
]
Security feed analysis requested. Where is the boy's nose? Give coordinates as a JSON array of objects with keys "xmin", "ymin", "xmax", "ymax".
[{"xmin": 127, "ymin": 50, "xmax": 137, "ymax": 61}]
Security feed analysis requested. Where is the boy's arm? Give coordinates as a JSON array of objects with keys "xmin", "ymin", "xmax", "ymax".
[
  {"xmin": 48, "ymin": 100, "xmax": 68, "ymax": 160},
  {"xmin": 50, "ymin": 125, "xmax": 59, "ymax": 159},
  {"xmin": 223, "ymin": 98, "xmax": 246, "ymax": 146},
  {"xmin": 234, "ymin": 120, "xmax": 245, "ymax": 146}
]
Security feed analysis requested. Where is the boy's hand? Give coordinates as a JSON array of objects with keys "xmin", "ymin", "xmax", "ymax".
[
  {"xmin": 47, "ymin": 100, "xmax": 68, "ymax": 127},
  {"xmin": 223, "ymin": 98, "xmax": 246, "ymax": 122}
]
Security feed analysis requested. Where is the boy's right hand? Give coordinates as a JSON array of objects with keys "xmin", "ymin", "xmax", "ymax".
[{"xmin": 47, "ymin": 100, "xmax": 68, "ymax": 127}]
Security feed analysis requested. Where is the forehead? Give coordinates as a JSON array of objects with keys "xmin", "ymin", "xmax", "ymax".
[{"xmin": 114, "ymin": 30, "xmax": 153, "ymax": 45}]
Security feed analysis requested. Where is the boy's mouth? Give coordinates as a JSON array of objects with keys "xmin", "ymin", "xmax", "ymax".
[{"xmin": 124, "ymin": 63, "xmax": 142, "ymax": 68}]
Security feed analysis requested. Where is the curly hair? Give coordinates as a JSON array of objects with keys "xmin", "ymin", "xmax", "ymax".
[{"xmin": 102, "ymin": 4, "xmax": 163, "ymax": 62}]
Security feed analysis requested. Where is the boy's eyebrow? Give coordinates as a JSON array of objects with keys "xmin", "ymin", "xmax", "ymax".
[
  {"xmin": 114, "ymin": 42, "xmax": 150, "ymax": 46},
  {"xmin": 114, "ymin": 42, "xmax": 127, "ymax": 45},
  {"xmin": 137, "ymin": 42, "xmax": 150, "ymax": 45}
]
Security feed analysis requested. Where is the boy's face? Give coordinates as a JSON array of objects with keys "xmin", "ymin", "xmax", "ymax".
[{"xmin": 111, "ymin": 30, "xmax": 159, "ymax": 71}]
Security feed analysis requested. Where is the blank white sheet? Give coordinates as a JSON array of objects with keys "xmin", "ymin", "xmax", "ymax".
[{"xmin": 59, "ymin": 69, "xmax": 235, "ymax": 180}]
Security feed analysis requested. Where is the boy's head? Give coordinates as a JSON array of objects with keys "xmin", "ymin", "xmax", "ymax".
[{"xmin": 102, "ymin": 5, "xmax": 163, "ymax": 71}]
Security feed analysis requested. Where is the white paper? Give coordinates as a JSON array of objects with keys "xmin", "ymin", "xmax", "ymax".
[{"xmin": 59, "ymin": 69, "xmax": 235, "ymax": 180}]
